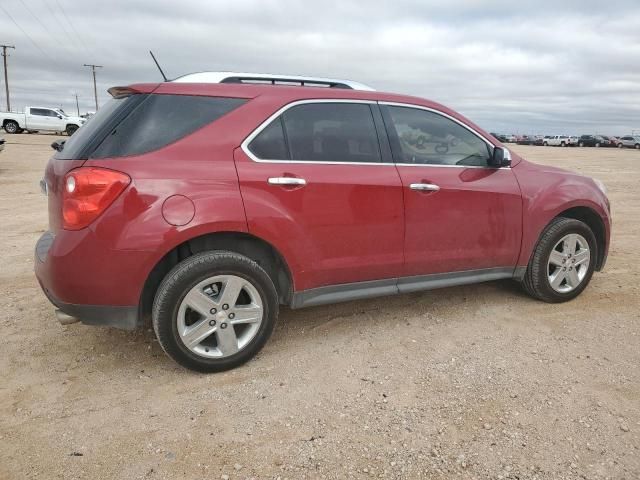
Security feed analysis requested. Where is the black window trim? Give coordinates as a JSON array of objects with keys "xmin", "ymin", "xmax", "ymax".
[
  {"xmin": 242, "ymin": 99, "xmax": 392, "ymax": 166},
  {"xmin": 379, "ymin": 101, "xmax": 505, "ymax": 170}
]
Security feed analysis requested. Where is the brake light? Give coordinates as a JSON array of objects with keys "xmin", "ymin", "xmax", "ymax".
[{"xmin": 62, "ymin": 167, "xmax": 130, "ymax": 230}]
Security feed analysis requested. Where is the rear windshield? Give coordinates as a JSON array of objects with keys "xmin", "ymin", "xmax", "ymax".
[
  {"xmin": 54, "ymin": 96, "xmax": 135, "ymax": 160},
  {"xmin": 55, "ymin": 94, "xmax": 246, "ymax": 160}
]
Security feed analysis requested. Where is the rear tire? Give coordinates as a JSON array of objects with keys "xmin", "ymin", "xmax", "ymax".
[
  {"xmin": 543, "ymin": 141, "xmax": 548, "ymax": 146},
  {"xmin": 152, "ymin": 251, "xmax": 278, "ymax": 373},
  {"xmin": 522, "ymin": 217, "xmax": 596, "ymax": 303},
  {"xmin": 595, "ymin": 143, "xmax": 600, "ymax": 147},
  {"xmin": 4, "ymin": 120, "xmax": 19, "ymax": 134},
  {"xmin": 579, "ymin": 142, "xmax": 584, "ymax": 147},
  {"xmin": 560, "ymin": 141, "xmax": 566, "ymax": 147},
  {"xmin": 618, "ymin": 143, "xmax": 623, "ymax": 148}
]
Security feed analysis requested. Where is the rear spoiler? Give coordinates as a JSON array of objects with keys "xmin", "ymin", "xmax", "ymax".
[{"xmin": 107, "ymin": 84, "xmax": 160, "ymax": 98}]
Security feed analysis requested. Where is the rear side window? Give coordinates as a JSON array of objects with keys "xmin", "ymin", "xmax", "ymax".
[
  {"xmin": 248, "ymin": 117, "xmax": 288, "ymax": 160},
  {"xmin": 91, "ymin": 95, "xmax": 246, "ymax": 158},
  {"xmin": 247, "ymin": 102, "xmax": 382, "ymax": 163}
]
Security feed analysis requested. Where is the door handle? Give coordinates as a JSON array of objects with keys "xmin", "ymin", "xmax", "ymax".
[
  {"xmin": 409, "ymin": 183, "xmax": 440, "ymax": 192},
  {"xmin": 268, "ymin": 177, "xmax": 307, "ymax": 186}
]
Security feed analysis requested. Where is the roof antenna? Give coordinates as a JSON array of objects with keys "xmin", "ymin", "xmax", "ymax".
[{"xmin": 149, "ymin": 50, "xmax": 168, "ymax": 82}]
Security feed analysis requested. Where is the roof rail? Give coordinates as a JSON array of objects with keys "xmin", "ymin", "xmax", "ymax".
[{"xmin": 172, "ymin": 71, "xmax": 375, "ymax": 91}]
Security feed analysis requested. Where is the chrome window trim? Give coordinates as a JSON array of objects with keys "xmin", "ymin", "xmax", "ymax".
[{"xmin": 240, "ymin": 99, "xmax": 510, "ymax": 170}]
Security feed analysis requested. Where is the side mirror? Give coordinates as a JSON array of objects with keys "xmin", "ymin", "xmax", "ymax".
[
  {"xmin": 489, "ymin": 146, "xmax": 511, "ymax": 168},
  {"xmin": 57, "ymin": 115, "xmax": 63, "ymax": 119}
]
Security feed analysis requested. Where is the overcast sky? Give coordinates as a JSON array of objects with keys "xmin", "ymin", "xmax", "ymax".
[{"xmin": 1, "ymin": 0, "xmax": 639, "ymax": 134}]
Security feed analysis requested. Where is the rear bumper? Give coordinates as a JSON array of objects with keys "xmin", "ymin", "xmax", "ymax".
[{"xmin": 35, "ymin": 231, "xmax": 142, "ymax": 330}]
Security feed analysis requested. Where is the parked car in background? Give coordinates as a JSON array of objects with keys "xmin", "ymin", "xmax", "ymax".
[
  {"xmin": 490, "ymin": 132, "xmax": 509, "ymax": 143},
  {"xmin": 34, "ymin": 71, "xmax": 611, "ymax": 372},
  {"xmin": 516, "ymin": 135, "xmax": 536, "ymax": 145},
  {"xmin": 1, "ymin": 106, "xmax": 86, "ymax": 135},
  {"xmin": 577, "ymin": 135, "xmax": 610, "ymax": 147},
  {"xmin": 543, "ymin": 135, "xmax": 574, "ymax": 147},
  {"xmin": 603, "ymin": 136, "xmax": 620, "ymax": 147},
  {"xmin": 505, "ymin": 134, "xmax": 517, "ymax": 143},
  {"xmin": 618, "ymin": 136, "xmax": 640, "ymax": 149}
]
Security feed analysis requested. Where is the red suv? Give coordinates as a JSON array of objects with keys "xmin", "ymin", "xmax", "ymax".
[{"xmin": 35, "ymin": 72, "xmax": 611, "ymax": 372}]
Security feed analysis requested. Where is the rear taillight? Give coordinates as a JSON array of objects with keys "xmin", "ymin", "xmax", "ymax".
[{"xmin": 62, "ymin": 167, "xmax": 130, "ymax": 230}]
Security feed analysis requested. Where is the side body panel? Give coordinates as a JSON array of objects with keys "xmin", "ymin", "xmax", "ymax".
[
  {"xmin": 512, "ymin": 159, "xmax": 611, "ymax": 268},
  {"xmin": 396, "ymin": 165, "xmax": 523, "ymax": 275}
]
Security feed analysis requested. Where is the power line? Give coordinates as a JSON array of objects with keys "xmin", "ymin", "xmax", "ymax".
[
  {"xmin": 0, "ymin": 3, "xmax": 52, "ymax": 60},
  {"xmin": 83, "ymin": 64, "xmax": 102, "ymax": 111},
  {"xmin": 1, "ymin": 45, "xmax": 16, "ymax": 111},
  {"xmin": 17, "ymin": 0, "xmax": 73, "ymax": 57},
  {"xmin": 53, "ymin": 0, "xmax": 92, "ymax": 58},
  {"xmin": 40, "ymin": 0, "xmax": 78, "ymax": 50}
]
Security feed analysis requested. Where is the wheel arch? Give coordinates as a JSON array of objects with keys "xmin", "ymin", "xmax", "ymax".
[{"xmin": 138, "ymin": 231, "xmax": 294, "ymax": 326}]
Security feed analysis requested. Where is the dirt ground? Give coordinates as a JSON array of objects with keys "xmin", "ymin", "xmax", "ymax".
[{"xmin": 0, "ymin": 134, "xmax": 638, "ymax": 480}]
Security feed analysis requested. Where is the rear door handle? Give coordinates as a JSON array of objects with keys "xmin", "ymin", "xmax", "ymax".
[
  {"xmin": 268, "ymin": 177, "xmax": 307, "ymax": 186},
  {"xmin": 409, "ymin": 183, "xmax": 440, "ymax": 192}
]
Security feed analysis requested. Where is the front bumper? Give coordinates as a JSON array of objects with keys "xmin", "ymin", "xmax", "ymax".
[{"xmin": 35, "ymin": 231, "xmax": 141, "ymax": 330}]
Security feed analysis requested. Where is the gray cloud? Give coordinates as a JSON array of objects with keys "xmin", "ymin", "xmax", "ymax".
[{"xmin": 1, "ymin": 0, "xmax": 639, "ymax": 135}]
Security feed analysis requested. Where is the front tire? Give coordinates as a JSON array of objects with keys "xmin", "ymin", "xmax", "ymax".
[
  {"xmin": 635, "ymin": 144, "xmax": 640, "ymax": 149},
  {"xmin": 579, "ymin": 142, "xmax": 584, "ymax": 147},
  {"xmin": 66, "ymin": 124, "xmax": 79, "ymax": 136},
  {"xmin": 522, "ymin": 217, "xmax": 596, "ymax": 303},
  {"xmin": 152, "ymin": 251, "xmax": 279, "ymax": 372},
  {"xmin": 4, "ymin": 120, "xmax": 19, "ymax": 134}
]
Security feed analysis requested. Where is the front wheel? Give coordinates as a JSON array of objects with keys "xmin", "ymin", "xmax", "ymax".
[
  {"xmin": 560, "ymin": 142, "xmax": 566, "ymax": 147},
  {"xmin": 65, "ymin": 124, "xmax": 79, "ymax": 136},
  {"xmin": 578, "ymin": 142, "xmax": 584, "ymax": 147},
  {"xmin": 522, "ymin": 217, "xmax": 596, "ymax": 303},
  {"xmin": 635, "ymin": 144, "xmax": 640, "ymax": 149},
  {"xmin": 153, "ymin": 251, "xmax": 279, "ymax": 372},
  {"xmin": 618, "ymin": 143, "xmax": 623, "ymax": 148}
]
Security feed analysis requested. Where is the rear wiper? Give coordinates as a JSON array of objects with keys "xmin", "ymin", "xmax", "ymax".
[{"xmin": 51, "ymin": 140, "xmax": 66, "ymax": 152}]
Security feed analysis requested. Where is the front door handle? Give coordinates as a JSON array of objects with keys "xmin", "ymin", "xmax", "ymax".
[
  {"xmin": 409, "ymin": 183, "xmax": 440, "ymax": 192},
  {"xmin": 268, "ymin": 177, "xmax": 307, "ymax": 186}
]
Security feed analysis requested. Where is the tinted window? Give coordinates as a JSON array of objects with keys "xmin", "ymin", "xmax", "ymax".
[
  {"xmin": 31, "ymin": 108, "xmax": 47, "ymax": 116},
  {"xmin": 90, "ymin": 95, "xmax": 246, "ymax": 159},
  {"xmin": 282, "ymin": 103, "xmax": 381, "ymax": 163},
  {"xmin": 385, "ymin": 106, "xmax": 492, "ymax": 166},
  {"xmin": 54, "ymin": 95, "xmax": 138, "ymax": 160},
  {"xmin": 248, "ymin": 117, "xmax": 288, "ymax": 160}
]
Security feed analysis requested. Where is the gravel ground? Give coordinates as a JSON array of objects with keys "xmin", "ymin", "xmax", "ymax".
[{"xmin": 0, "ymin": 135, "xmax": 638, "ymax": 480}]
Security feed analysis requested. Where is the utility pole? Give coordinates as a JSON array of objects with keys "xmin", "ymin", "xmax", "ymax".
[
  {"xmin": 74, "ymin": 93, "xmax": 79, "ymax": 116},
  {"xmin": 1, "ymin": 45, "xmax": 15, "ymax": 112},
  {"xmin": 83, "ymin": 63, "xmax": 102, "ymax": 111}
]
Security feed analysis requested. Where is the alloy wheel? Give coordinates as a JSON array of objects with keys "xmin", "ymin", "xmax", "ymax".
[
  {"xmin": 177, "ymin": 275, "xmax": 264, "ymax": 358},
  {"xmin": 547, "ymin": 233, "xmax": 591, "ymax": 293}
]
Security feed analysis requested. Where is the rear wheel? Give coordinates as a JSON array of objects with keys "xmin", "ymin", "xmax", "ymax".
[
  {"xmin": 618, "ymin": 143, "xmax": 623, "ymax": 148},
  {"xmin": 595, "ymin": 143, "xmax": 600, "ymax": 147},
  {"xmin": 543, "ymin": 141, "xmax": 548, "ymax": 146},
  {"xmin": 522, "ymin": 217, "xmax": 596, "ymax": 303},
  {"xmin": 560, "ymin": 141, "xmax": 566, "ymax": 147},
  {"xmin": 152, "ymin": 251, "xmax": 278, "ymax": 372},
  {"xmin": 4, "ymin": 120, "xmax": 19, "ymax": 134},
  {"xmin": 579, "ymin": 142, "xmax": 584, "ymax": 147}
]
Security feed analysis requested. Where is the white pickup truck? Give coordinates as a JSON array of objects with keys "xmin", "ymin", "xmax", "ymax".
[
  {"xmin": 1, "ymin": 107, "xmax": 86, "ymax": 136},
  {"xmin": 542, "ymin": 135, "xmax": 575, "ymax": 147}
]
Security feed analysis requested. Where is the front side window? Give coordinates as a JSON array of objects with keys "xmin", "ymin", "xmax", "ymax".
[
  {"xmin": 385, "ymin": 106, "xmax": 492, "ymax": 167},
  {"xmin": 248, "ymin": 102, "xmax": 382, "ymax": 163}
]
